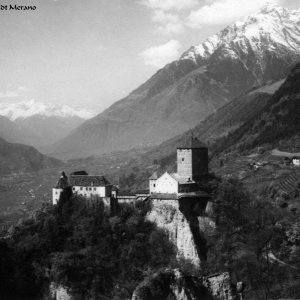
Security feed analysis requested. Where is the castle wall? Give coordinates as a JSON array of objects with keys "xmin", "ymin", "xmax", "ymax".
[
  {"xmin": 149, "ymin": 179, "xmax": 157, "ymax": 194},
  {"xmin": 154, "ymin": 173, "xmax": 178, "ymax": 194},
  {"xmin": 177, "ymin": 149, "xmax": 193, "ymax": 180},
  {"xmin": 192, "ymin": 148, "xmax": 209, "ymax": 180},
  {"xmin": 72, "ymin": 186, "xmax": 107, "ymax": 198},
  {"xmin": 177, "ymin": 148, "xmax": 208, "ymax": 181}
]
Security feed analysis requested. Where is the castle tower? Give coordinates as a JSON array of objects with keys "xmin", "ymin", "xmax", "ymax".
[
  {"xmin": 52, "ymin": 171, "xmax": 69, "ymax": 205},
  {"xmin": 177, "ymin": 137, "xmax": 208, "ymax": 182}
]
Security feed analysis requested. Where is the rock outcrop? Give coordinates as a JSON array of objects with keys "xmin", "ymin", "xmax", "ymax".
[
  {"xmin": 49, "ymin": 283, "xmax": 72, "ymax": 300},
  {"xmin": 132, "ymin": 269, "xmax": 235, "ymax": 300},
  {"xmin": 146, "ymin": 199, "xmax": 215, "ymax": 267}
]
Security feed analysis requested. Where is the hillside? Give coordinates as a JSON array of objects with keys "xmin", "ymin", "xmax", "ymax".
[
  {"xmin": 212, "ymin": 62, "xmax": 300, "ymax": 156},
  {"xmin": 0, "ymin": 137, "xmax": 61, "ymax": 175},
  {"xmin": 48, "ymin": 6, "xmax": 300, "ymax": 159},
  {"xmin": 0, "ymin": 115, "xmax": 40, "ymax": 146}
]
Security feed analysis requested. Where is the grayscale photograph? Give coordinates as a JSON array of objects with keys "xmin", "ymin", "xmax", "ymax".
[{"xmin": 0, "ymin": 0, "xmax": 299, "ymax": 299}]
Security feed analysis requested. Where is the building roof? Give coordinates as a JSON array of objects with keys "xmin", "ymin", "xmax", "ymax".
[
  {"xmin": 178, "ymin": 191, "xmax": 211, "ymax": 199},
  {"xmin": 135, "ymin": 189, "xmax": 150, "ymax": 195},
  {"xmin": 149, "ymin": 171, "xmax": 158, "ymax": 180},
  {"xmin": 178, "ymin": 137, "xmax": 207, "ymax": 149},
  {"xmin": 55, "ymin": 177, "xmax": 69, "ymax": 189},
  {"xmin": 150, "ymin": 193, "xmax": 179, "ymax": 200},
  {"xmin": 70, "ymin": 170, "xmax": 88, "ymax": 176},
  {"xmin": 69, "ymin": 175, "xmax": 111, "ymax": 187},
  {"xmin": 169, "ymin": 173, "xmax": 197, "ymax": 184},
  {"xmin": 149, "ymin": 191, "xmax": 210, "ymax": 200},
  {"xmin": 54, "ymin": 172, "xmax": 69, "ymax": 189}
]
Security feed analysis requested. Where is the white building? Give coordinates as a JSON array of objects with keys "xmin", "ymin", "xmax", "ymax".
[
  {"xmin": 292, "ymin": 157, "xmax": 300, "ymax": 166},
  {"xmin": 70, "ymin": 174, "xmax": 113, "ymax": 198},
  {"xmin": 52, "ymin": 171, "xmax": 114, "ymax": 205}
]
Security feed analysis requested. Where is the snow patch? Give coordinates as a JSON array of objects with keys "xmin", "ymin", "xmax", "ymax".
[{"xmin": 0, "ymin": 100, "xmax": 95, "ymax": 121}]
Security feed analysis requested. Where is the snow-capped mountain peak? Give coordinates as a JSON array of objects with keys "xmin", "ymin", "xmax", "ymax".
[
  {"xmin": 181, "ymin": 6, "xmax": 300, "ymax": 62},
  {"xmin": 0, "ymin": 100, "xmax": 95, "ymax": 121}
]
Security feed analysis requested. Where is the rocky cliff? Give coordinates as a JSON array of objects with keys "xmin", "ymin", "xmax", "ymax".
[
  {"xmin": 49, "ymin": 283, "xmax": 72, "ymax": 300},
  {"xmin": 146, "ymin": 199, "xmax": 215, "ymax": 267},
  {"xmin": 132, "ymin": 269, "xmax": 235, "ymax": 300}
]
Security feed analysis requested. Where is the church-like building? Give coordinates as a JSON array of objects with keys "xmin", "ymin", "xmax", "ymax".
[{"xmin": 149, "ymin": 137, "xmax": 208, "ymax": 195}]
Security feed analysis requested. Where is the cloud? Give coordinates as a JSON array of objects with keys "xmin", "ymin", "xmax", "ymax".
[
  {"xmin": 141, "ymin": 0, "xmax": 198, "ymax": 35},
  {"xmin": 152, "ymin": 10, "xmax": 184, "ymax": 34},
  {"xmin": 140, "ymin": 40, "xmax": 182, "ymax": 68},
  {"xmin": 0, "ymin": 91, "xmax": 19, "ymax": 98},
  {"xmin": 141, "ymin": 0, "xmax": 198, "ymax": 11},
  {"xmin": 187, "ymin": 0, "xmax": 281, "ymax": 27}
]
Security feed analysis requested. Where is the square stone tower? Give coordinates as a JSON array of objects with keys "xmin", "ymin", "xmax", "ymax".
[{"xmin": 177, "ymin": 137, "xmax": 208, "ymax": 182}]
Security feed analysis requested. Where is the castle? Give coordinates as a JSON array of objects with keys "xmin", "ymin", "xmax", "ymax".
[
  {"xmin": 52, "ymin": 137, "xmax": 209, "ymax": 205},
  {"xmin": 52, "ymin": 171, "xmax": 117, "ymax": 205},
  {"xmin": 149, "ymin": 137, "xmax": 209, "ymax": 196}
]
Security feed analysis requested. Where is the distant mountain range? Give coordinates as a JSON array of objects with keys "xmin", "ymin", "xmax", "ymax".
[
  {"xmin": 47, "ymin": 6, "xmax": 300, "ymax": 159},
  {"xmin": 0, "ymin": 100, "xmax": 95, "ymax": 147}
]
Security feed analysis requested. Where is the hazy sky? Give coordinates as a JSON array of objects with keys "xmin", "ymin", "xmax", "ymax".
[{"xmin": 0, "ymin": 0, "xmax": 298, "ymax": 113}]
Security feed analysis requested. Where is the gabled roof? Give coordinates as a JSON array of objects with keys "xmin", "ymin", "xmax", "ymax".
[
  {"xmin": 178, "ymin": 137, "xmax": 207, "ymax": 149},
  {"xmin": 149, "ymin": 171, "xmax": 158, "ymax": 180},
  {"xmin": 69, "ymin": 175, "xmax": 111, "ymax": 187}
]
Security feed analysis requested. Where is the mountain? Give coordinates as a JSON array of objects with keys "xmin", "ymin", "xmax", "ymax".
[
  {"xmin": 0, "ymin": 100, "xmax": 95, "ymax": 146},
  {"xmin": 0, "ymin": 115, "xmax": 40, "ymax": 145},
  {"xmin": 212, "ymin": 61, "xmax": 300, "ymax": 156},
  {"xmin": 48, "ymin": 6, "xmax": 300, "ymax": 159},
  {"xmin": 0, "ymin": 137, "xmax": 62, "ymax": 175}
]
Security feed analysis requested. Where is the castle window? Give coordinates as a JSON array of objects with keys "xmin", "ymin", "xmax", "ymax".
[
  {"xmin": 94, "ymin": 187, "xmax": 96, "ymax": 191},
  {"xmin": 80, "ymin": 187, "xmax": 83, "ymax": 191},
  {"xmin": 153, "ymin": 184, "xmax": 156, "ymax": 187},
  {"xmin": 182, "ymin": 158, "xmax": 184, "ymax": 161}
]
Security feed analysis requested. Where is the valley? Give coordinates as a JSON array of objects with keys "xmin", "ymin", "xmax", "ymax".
[{"xmin": 1, "ymin": 4, "xmax": 300, "ymax": 299}]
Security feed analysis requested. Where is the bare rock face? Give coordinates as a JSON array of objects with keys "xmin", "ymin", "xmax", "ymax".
[
  {"xmin": 49, "ymin": 283, "xmax": 72, "ymax": 300},
  {"xmin": 132, "ymin": 269, "xmax": 235, "ymax": 300},
  {"xmin": 146, "ymin": 200, "xmax": 201, "ymax": 266},
  {"xmin": 146, "ymin": 199, "xmax": 215, "ymax": 267}
]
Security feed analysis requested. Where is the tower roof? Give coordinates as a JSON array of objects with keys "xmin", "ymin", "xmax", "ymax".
[{"xmin": 177, "ymin": 137, "xmax": 207, "ymax": 149}]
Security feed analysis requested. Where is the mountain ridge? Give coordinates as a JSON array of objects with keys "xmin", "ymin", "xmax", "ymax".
[
  {"xmin": 48, "ymin": 6, "xmax": 300, "ymax": 159},
  {"xmin": 0, "ymin": 100, "xmax": 95, "ymax": 121},
  {"xmin": 0, "ymin": 100, "xmax": 95, "ymax": 147}
]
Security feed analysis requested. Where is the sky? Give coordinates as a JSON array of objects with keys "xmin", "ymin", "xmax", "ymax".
[{"xmin": 0, "ymin": 0, "xmax": 298, "ymax": 114}]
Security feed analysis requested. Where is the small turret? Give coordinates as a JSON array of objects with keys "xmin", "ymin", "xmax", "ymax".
[{"xmin": 52, "ymin": 171, "xmax": 69, "ymax": 205}]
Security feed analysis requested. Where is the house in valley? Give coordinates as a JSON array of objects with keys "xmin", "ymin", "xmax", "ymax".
[{"xmin": 292, "ymin": 157, "xmax": 300, "ymax": 166}]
